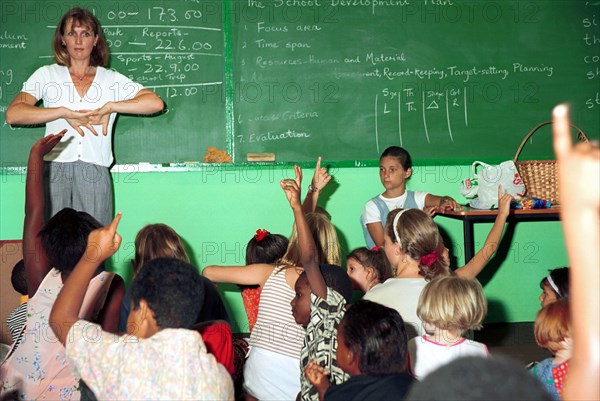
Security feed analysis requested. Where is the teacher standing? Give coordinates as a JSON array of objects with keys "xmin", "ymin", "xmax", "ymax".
[{"xmin": 5, "ymin": 7, "xmax": 164, "ymax": 225}]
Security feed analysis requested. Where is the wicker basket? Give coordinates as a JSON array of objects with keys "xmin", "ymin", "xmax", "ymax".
[{"xmin": 513, "ymin": 121, "xmax": 588, "ymax": 205}]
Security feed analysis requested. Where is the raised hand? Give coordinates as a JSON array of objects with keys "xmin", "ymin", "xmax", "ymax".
[
  {"xmin": 280, "ymin": 165, "xmax": 303, "ymax": 210},
  {"xmin": 84, "ymin": 213, "xmax": 123, "ymax": 264},
  {"xmin": 310, "ymin": 156, "xmax": 332, "ymax": 193},
  {"xmin": 304, "ymin": 360, "xmax": 330, "ymax": 392}
]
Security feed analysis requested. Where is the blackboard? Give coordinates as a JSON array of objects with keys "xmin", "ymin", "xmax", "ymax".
[
  {"xmin": 0, "ymin": 0, "xmax": 227, "ymax": 166},
  {"xmin": 230, "ymin": 0, "xmax": 599, "ymax": 164},
  {"xmin": 1, "ymin": 0, "xmax": 598, "ymax": 166}
]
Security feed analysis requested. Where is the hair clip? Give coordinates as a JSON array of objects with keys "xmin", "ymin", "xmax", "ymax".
[
  {"xmin": 371, "ymin": 246, "xmax": 379, "ymax": 252},
  {"xmin": 255, "ymin": 229, "xmax": 270, "ymax": 242},
  {"xmin": 420, "ymin": 250, "xmax": 439, "ymax": 267}
]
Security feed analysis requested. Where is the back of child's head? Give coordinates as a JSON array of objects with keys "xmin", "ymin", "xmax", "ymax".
[
  {"xmin": 130, "ymin": 257, "xmax": 203, "ymax": 329},
  {"xmin": 346, "ymin": 247, "xmax": 393, "ymax": 283},
  {"xmin": 539, "ymin": 267, "xmax": 570, "ymax": 300},
  {"xmin": 406, "ymin": 356, "xmax": 553, "ymax": 401},
  {"xmin": 341, "ymin": 300, "xmax": 408, "ymax": 375},
  {"xmin": 417, "ymin": 275, "xmax": 487, "ymax": 336},
  {"xmin": 245, "ymin": 229, "xmax": 289, "ymax": 265},
  {"xmin": 39, "ymin": 208, "xmax": 102, "ymax": 272},
  {"xmin": 11, "ymin": 259, "xmax": 27, "ymax": 296},
  {"xmin": 281, "ymin": 212, "xmax": 341, "ymax": 267},
  {"xmin": 134, "ymin": 224, "xmax": 189, "ymax": 273},
  {"xmin": 534, "ymin": 298, "xmax": 570, "ymax": 354},
  {"xmin": 386, "ymin": 208, "xmax": 449, "ymax": 280},
  {"xmin": 380, "ymin": 146, "xmax": 412, "ymax": 170}
]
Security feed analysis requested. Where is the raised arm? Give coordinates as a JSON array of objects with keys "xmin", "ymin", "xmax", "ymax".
[
  {"xmin": 50, "ymin": 213, "xmax": 122, "ymax": 345},
  {"xmin": 302, "ymin": 156, "xmax": 332, "ymax": 214},
  {"xmin": 23, "ymin": 131, "xmax": 65, "ymax": 297},
  {"xmin": 455, "ymin": 187, "xmax": 512, "ymax": 279},
  {"xmin": 202, "ymin": 264, "xmax": 274, "ymax": 288},
  {"xmin": 554, "ymin": 105, "xmax": 600, "ymax": 401},
  {"xmin": 281, "ymin": 165, "xmax": 327, "ymax": 299}
]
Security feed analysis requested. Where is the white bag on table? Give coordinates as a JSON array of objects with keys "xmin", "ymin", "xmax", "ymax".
[{"xmin": 460, "ymin": 160, "xmax": 525, "ymax": 209}]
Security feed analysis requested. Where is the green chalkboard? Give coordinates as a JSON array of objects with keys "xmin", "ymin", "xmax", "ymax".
[
  {"xmin": 0, "ymin": 0, "xmax": 226, "ymax": 166},
  {"xmin": 230, "ymin": 0, "xmax": 599, "ymax": 164},
  {"xmin": 0, "ymin": 0, "xmax": 598, "ymax": 166}
]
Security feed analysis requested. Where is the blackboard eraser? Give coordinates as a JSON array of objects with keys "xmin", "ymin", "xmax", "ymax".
[{"xmin": 247, "ymin": 153, "xmax": 275, "ymax": 162}]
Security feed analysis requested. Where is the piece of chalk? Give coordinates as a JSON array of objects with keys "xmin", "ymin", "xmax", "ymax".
[{"xmin": 247, "ymin": 153, "xmax": 275, "ymax": 162}]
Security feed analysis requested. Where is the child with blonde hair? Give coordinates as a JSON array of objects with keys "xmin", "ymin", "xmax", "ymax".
[
  {"xmin": 532, "ymin": 299, "xmax": 571, "ymax": 399},
  {"xmin": 408, "ymin": 275, "xmax": 489, "ymax": 380},
  {"xmin": 202, "ymin": 159, "xmax": 337, "ymax": 400},
  {"xmin": 365, "ymin": 187, "xmax": 512, "ymax": 338}
]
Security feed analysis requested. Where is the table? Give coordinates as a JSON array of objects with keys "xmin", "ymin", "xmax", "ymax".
[{"xmin": 437, "ymin": 206, "xmax": 561, "ymax": 261}]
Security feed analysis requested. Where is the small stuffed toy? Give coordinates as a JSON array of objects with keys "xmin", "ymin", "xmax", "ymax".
[{"xmin": 204, "ymin": 147, "xmax": 232, "ymax": 163}]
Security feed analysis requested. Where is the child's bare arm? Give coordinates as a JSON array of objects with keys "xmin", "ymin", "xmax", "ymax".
[
  {"xmin": 202, "ymin": 263, "xmax": 274, "ymax": 287},
  {"xmin": 305, "ymin": 360, "xmax": 331, "ymax": 401},
  {"xmin": 424, "ymin": 194, "xmax": 462, "ymax": 213},
  {"xmin": 456, "ymin": 187, "xmax": 512, "ymax": 278},
  {"xmin": 23, "ymin": 131, "xmax": 66, "ymax": 297},
  {"xmin": 366, "ymin": 222, "xmax": 385, "ymax": 248},
  {"xmin": 281, "ymin": 166, "xmax": 328, "ymax": 299},
  {"xmin": 302, "ymin": 157, "xmax": 332, "ymax": 214},
  {"xmin": 49, "ymin": 213, "xmax": 122, "ymax": 345},
  {"xmin": 554, "ymin": 105, "xmax": 600, "ymax": 401}
]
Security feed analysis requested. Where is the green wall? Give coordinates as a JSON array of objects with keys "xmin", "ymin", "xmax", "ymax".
[{"xmin": 0, "ymin": 163, "xmax": 567, "ymax": 332}]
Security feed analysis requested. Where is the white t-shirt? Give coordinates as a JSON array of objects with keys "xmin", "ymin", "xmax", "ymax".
[
  {"xmin": 22, "ymin": 64, "xmax": 143, "ymax": 167},
  {"xmin": 408, "ymin": 335, "xmax": 489, "ymax": 380},
  {"xmin": 362, "ymin": 191, "xmax": 428, "ymax": 225},
  {"xmin": 363, "ymin": 278, "xmax": 427, "ymax": 339}
]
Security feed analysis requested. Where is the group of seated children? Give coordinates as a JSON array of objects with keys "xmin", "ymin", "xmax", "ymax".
[{"xmin": 1, "ymin": 105, "xmax": 596, "ymax": 400}]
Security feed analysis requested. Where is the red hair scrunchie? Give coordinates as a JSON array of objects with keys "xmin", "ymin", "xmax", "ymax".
[
  {"xmin": 255, "ymin": 229, "xmax": 269, "ymax": 242},
  {"xmin": 420, "ymin": 251, "xmax": 439, "ymax": 267}
]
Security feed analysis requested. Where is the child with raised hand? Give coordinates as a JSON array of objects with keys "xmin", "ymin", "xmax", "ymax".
[
  {"xmin": 305, "ymin": 300, "xmax": 414, "ymax": 401},
  {"xmin": 539, "ymin": 267, "xmax": 569, "ymax": 308},
  {"xmin": 241, "ymin": 229, "xmax": 289, "ymax": 332},
  {"xmin": 408, "ymin": 275, "xmax": 489, "ymax": 380},
  {"xmin": 552, "ymin": 105, "xmax": 599, "ymax": 401},
  {"xmin": 281, "ymin": 165, "xmax": 354, "ymax": 401},
  {"xmin": 346, "ymin": 247, "xmax": 392, "ymax": 293},
  {"xmin": 49, "ymin": 215, "xmax": 234, "ymax": 400},
  {"xmin": 118, "ymin": 223, "xmax": 229, "ymax": 333},
  {"xmin": 361, "ymin": 146, "xmax": 461, "ymax": 248},
  {"xmin": 1, "ymin": 133, "xmax": 125, "ymax": 401},
  {"xmin": 364, "ymin": 186, "xmax": 512, "ymax": 338},
  {"xmin": 202, "ymin": 160, "xmax": 337, "ymax": 401},
  {"xmin": 531, "ymin": 299, "xmax": 572, "ymax": 400}
]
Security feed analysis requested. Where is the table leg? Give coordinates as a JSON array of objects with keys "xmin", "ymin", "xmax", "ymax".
[{"xmin": 463, "ymin": 220, "xmax": 475, "ymax": 262}]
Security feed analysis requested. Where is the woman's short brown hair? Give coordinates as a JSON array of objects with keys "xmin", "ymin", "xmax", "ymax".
[{"xmin": 53, "ymin": 7, "xmax": 109, "ymax": 67}]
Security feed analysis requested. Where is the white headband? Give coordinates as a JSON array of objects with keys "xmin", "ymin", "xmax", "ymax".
[
  {"xmin": 547, "ymin": 274, "xmax": 561, "ymax": 297},
  {"xmin": 392, "ymin": 209, "xmax": 408, "ymax": 245}
]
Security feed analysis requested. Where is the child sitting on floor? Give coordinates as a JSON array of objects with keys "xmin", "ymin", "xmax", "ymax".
[
  {"xmin": 282, "ymin": 165, "xmax": 354, "ymax": 401},
  {"xmin": 531, "ymin": 299, "xmax": 571, "ymax": 400},
  {"xmin": 346, "ymin": 247, "xmax": 393, "ymax": 294},
  {"xmin": 408, "ymin": 275, "xmax": 489, "ymax": 380},
  {"xmin": 539, "ymin": 267, "xmax": 569, "ymax": 308},
  {"xmin": 49, "ymin": 215, "xmax": 233, "ymax": 400},
  {"xmin": 305, "ymin": 300, "xmax": 414, "ymax": 401}
]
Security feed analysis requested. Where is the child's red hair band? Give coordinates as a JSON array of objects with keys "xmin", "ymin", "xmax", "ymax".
[{"xmin": 255, "ymin": 229, "xmax": 269, "ymax": 242}]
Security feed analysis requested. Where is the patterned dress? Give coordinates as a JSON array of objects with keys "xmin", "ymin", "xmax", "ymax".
[{"xmin": 1, "ymin": 269, "xmax": 114, "ymax": 401}]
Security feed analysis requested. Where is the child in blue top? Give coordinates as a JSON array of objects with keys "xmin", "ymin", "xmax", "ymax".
[
  {"xmin": 361, "ymin": 146, "xmax": 460, "ymax": 248},
  {"xmin": 282, "ymin": 164, "xmax": 354, "ymax": 401}
]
